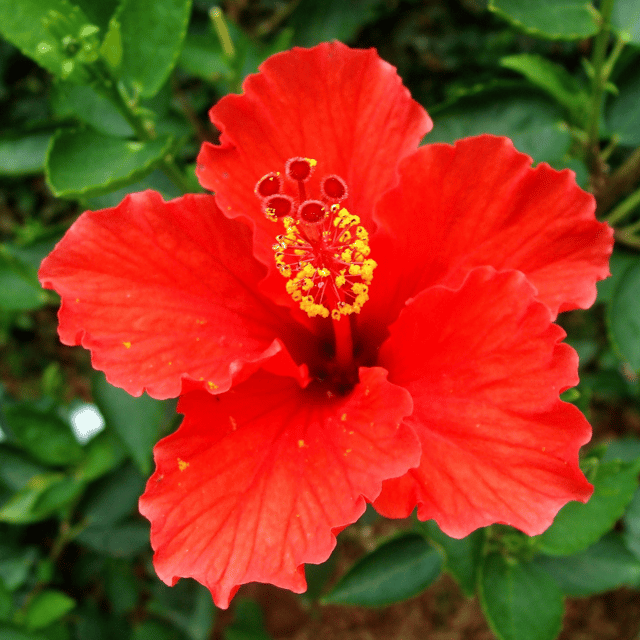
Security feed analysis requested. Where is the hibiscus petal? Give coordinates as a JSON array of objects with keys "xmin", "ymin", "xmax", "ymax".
[
  {"xmin": 196, "ymin": 41, "xmax": 432, "ymax": 269},
  {"xmin": 39, "ymin": 191, "xmax": 308, "ymax": 399},
  {"xmin": 368, "ymin": 135, "xmax": 613, "ymax": 334},
  {"xmin": 138, "ymin": 367, "xmax": 418, "ymax": 608},
  {"xmin": 374, "ymin": 267, "xmax": 593, "ymax": 537}
]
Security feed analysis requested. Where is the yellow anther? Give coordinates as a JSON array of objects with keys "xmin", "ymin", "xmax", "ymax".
[
  {"xmin": 361, "ymin": 259, "xmax": 377, "ymax": 282},
  {"xmin": 267, "ymin": 189, "xmax": 375, "ymax": 319}
]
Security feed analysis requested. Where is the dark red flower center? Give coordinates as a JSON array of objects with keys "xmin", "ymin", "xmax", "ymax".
[{"xmin": 255, "ymin": 158, "xmax": 376, "ymax": 320}]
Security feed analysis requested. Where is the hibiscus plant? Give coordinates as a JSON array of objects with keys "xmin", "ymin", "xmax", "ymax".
[{"xmin": 1, "ymin": 1, "xmax": 640, "ymax": 640}]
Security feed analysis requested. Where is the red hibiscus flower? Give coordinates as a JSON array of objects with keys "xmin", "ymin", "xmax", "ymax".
[{"xmin": 39, "ymin": 42, "xmax": 613, "ymax": 608}]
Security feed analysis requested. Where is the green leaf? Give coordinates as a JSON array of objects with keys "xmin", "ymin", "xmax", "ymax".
[
  {"xmin": 623, "ymin": 486, "xmax": 640, "ymax": 560},
  {"xmin": 51, "ymin": 83, "xmax": 134, "ymax": 138},
  {"xmin": 116, "ymin": 0, "xmax": 192, "ymax": 98},
  {"xmin": 75, "ymin": 522, "xmax": 150, "ymax": 557},
  {"xmin": 536, "ymin": 532, "xmax": 640, "ymax": 595},
  {"xmin": 76, "ymin": 431, "xmax": 127, "ymax": 482},
  {"xmin": 31, "ymin": 475, "xmax": 85, "ymax": 517},
  {"xmin": 74, "ymin": 0, "xmax": 119, "ymax": 32},
  {"xmin": 147, "ymin": 580, "xmax": 216, "ymax": 640},
  {"xmin": 184, "ymin": 587, "xmax": 217, "ymax": 640},
  {"xmin": 322, "ymin": 533, "xmax": 442, "ymax": 607},
  {"xmin": 4, "ymin": 406, "xmax": 83, "ymax": 466},
  {"xmin": 92, "ymin": 373, "xmax": 171, "ymax": 475},
  {"xmin": 24, "ymin": 590, "xmax": 75, "ymax": 631},
  {"xmin": 178, "ymin": 33, "xmax": 233, "ymax": 82},
  {"xmin": 0, "ymin": 544, "xmax": 38, "ymax": 591},
  {"xmin": 0, "ymin": 133, "xmax": 53, "ymax": 176},
  {"xmin": 104, "ymin": 560, "xmax": 139, "ymax": 616},
  {"xmin": 479, "ymin": 553, "xmax": 563, "ymax": 640},
  {"xmin": 132, "ymin": 620, "xmax": 181, "ymax": 640},
  {"xmin": 608, "ymin": 65, "xmax": 640, "ymax": 147},
  {"xmin": 84, "ymin": 168, "xmax": 182, "ymax": 210},
  {"xmin": 0, "ymin": 579, "xmax": 12, "ymax": 623},
  {"xmin": 489, "ymin": 0, "xmax": 600, "ymax": 40},
  {"xmin": 224, "ymin": 600, "xmax": 273, "ymax": 640},
  {"xmin": 500, "ymin": 54, "xmax": 589, "ymax": 126},
  {"xmin": 74, "ymin": 602, "xmax": 129, "ymax": 640},
  {"xmin": 0, "ymin": 627, "xmax": 48, "ymax": 640},
  {"xmin": 0, "ymin": 447, "xmax": 47, "ymax": 491},
  {"xmin": 0, "ymin": 472, "xmax": 64, "ymax": 523},
  {"xmin": 302, "ymin": 551, "xmax": 338, "ymax": 602},
  {"xmin": 419, "ymin": 520, "xmax": 484, "ymax": 596},
  {"xmin": 533, "ymin": 457, "xmax": 640, "ymax": 556},
  {"xmin": 0, "ymin": 250, "xmax": 48, "ymax": 312},
  {"xmin": 607, "ymin": 259, "xmax": 640, "ymax": 372},
  {"xmin": 428, "ymin": 93, "xmax": 572, "ymax": 166},
  {"xmin": 80, "ymin": 464, "xmax": 145, "ymax": 527},
  {"xmin": 602, "ymin": 437, "xmax": 640, "ymax": 463},
  {"xmin": 39, "ymin": 622, "xmax": 71, "ymax": 640},
  {"xmin": 46, "ymin": 128, "xmax": 174, "ymax": 200},
  {"xmin": 178, "ymin": 20, "xmax": 291, "ymax": 95},
  {"xmin": 0, "ymin": 0, "xmax": 95, "ymax": 78},
  {"xmin": 100, "ymin": 16, "xmax": 123, "ymax": 70},
  {"xmin": 289, "ymin": 0, "xmax": 379, "ymax": 47},
  {"xmin": 612, "ymin": 0, "xmax": 640, "ymax": 44},
  {"xmin": 596, "ymin": 249, "xmax": 638, "ymax": 303}
]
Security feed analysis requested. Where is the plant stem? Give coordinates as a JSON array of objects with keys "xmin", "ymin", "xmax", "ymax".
[
  {"xmin": 616, "ymin": 221, "xmax": 640, "ymax": 249},
  {"xmin": 603, "ymin": 185, "xmax": 640, "ymax": 225},
  {"xmin": 90, "ymin": 62, "xmax": 194, "ymax": 194},
  {"xmin": 595, "ymin": 145, "xmax": 640, "ymax": 214},
  {"xmin": 210, "ymin": 6, "xmax": 235, "ymax": 58},
  {"xmin": 586, "ymin": 0, "xmax": 616, "ymax": 170}
]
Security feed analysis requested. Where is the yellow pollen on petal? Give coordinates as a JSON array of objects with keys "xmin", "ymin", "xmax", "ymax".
[
  {"xmin": 177, "ymin": 458, "xmax": 189, "ymax": 471},
  {"xmin": 123, "ymin": 341, "xmax": 131, "ymax": 349}
]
